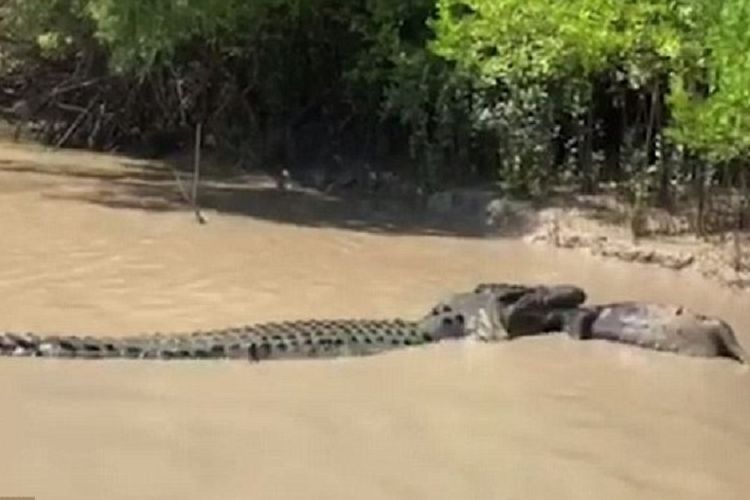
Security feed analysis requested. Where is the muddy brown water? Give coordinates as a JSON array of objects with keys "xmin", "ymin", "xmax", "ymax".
[{"xmin": 0, "ymin": 140, "xmax": 749, "ymax": 500}]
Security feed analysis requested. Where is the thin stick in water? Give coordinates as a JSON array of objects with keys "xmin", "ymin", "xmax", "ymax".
[{"xmin": 191, "ymin": 122, "xmax": 207, "ymax": 224}]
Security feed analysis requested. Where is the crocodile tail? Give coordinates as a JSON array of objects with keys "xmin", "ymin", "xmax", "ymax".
[
  {"xmin": 0, "ymin": 319, "xmax": 429, "ymax": 361},
  {"xmin": 0, "ymin": 332, "xmax": 157, "ymax": 359},
  {"xmin": 0, "ymin": 332, "xmax": 38, "ymax": 356},
  {"xmin": 0, "ymin": 331, "xmax": 263, "ymax": 360}
]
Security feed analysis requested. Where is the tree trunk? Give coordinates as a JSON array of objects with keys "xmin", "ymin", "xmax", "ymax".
[
  {"xmin": 644, "ymin": 81, "xmax": 661, "ymax": 206},
  {"xmin": 601, "ymin": 89, "xmax": 623, "ymax": 182},
  {"xmin": 580, "ymin": 103, "xmax": 595, "ymax": 194},
  {"xmin": 693, "ymin": 157, "xmax": 706, "ymax": 238}
]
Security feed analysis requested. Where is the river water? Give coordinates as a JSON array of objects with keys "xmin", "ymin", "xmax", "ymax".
[{"xmin": 1, "ymin": 140, "xmax": 749, "ymax": 500}]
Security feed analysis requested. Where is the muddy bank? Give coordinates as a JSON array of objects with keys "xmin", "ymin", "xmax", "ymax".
[
  {"xmin": 523, "ymin": 203, "xmax": 750, "ymax": 291},
  {"xmin": 425, "ymin": 186, "xmax": 750, "ymax": 291}
]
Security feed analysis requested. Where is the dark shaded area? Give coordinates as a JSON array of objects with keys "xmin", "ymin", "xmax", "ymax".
[
  {"xmin": 0, "ymin": 160, "xmax": 500, "ymax": 239},
  {"xmin": 0, "ymin": 158, "xmax": 171, "ymax": 183}
]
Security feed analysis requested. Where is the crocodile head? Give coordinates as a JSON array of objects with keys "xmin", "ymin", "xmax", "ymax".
[
  {"xmin": 473, "ymin": 283, "xmax": 535, "ymax": 305},
  {"xmin": 416, "ymin": 283, "xmax": 590, "ymax": 342},
  {"xmin": 416, "ymin": 300, "xmax": 470, "ymax": 340},
  {"xmin": 416, "ymin": 291, "xmax": 508, "ymax": 341}
]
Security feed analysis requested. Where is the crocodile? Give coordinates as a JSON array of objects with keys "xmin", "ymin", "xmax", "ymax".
[
  {"xmin": 0, "ymin": 282, "xmax": 585, "ymax": 362},
  {"xmin": 420, "ymin": 282, "xmax": 587, "ymax": 341},
  {"xmin": 560, "ymin": 302, "xmax": 748, "ymax": 364}
]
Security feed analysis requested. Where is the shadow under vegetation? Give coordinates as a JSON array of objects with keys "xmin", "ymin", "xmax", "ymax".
[
  {"xmin": 0, "ymin": 158, "xmax": 170, "ymax": 183},
  {"xmin": 0, "ymin": 158, "xmax": 501, "ymax": 239}
]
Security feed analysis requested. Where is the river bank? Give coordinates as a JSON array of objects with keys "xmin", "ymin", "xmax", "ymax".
[
  {"xmin": 424, "ymin": 185, "xmax": 750, "ymax": 292},
  {"xmin": 523, "ymin": 198, "xmax": 750, "ymax": 292},
  {"xmin": 4, "ymin": 123, "xmax": 748, "ymax": 292}
]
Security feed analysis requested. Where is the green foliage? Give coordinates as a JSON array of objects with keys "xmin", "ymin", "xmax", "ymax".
[
  {"xmin": 4, "ymin": 0, "xmax": 92, "ymax": 55},
  {"xmin": 432, "ymin": 0, "xmax": 620, "ymax": 85},
  {"xmin": 6, "ymin": 0, "xmax": 293, "ymax": 71},
  {"xmin": 668, "ymin": 0, "xmax": 750, "ymax": 162},
  {"xmin": 431, "ymin": 0, "xmax": 749, "ymax": 188},
  {"xmin": 431, "ymin": 0, "xmax": 716, "ymax": 89},
  {"xmin": 345, "ymin": 0, "xmax": 479, "ymax": 189}
]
